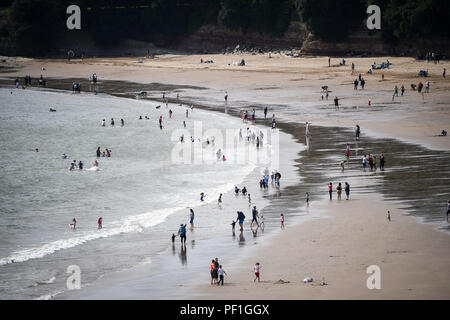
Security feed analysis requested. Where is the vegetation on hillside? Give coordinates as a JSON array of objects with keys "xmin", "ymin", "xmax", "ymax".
[{"xmin": 1, "ymin": 0, "xmax": 449, "ymax": 55}]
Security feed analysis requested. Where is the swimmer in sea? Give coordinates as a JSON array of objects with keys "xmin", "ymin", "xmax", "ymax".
[
  {"xmin": 78, "ymin": 161, "xmax": 83, "ymax": 170},
  {"xmin": 94, "ymin": 160, "xmax": 99, "ymax": 167},
  {"xmin": 70, "ymin": 218, "xmax": 76, "ymax": 230},
  {"xmin": 62, "ymin": 153, "xmax": 67, "ymax": 159},
  {"xmin": 235, "ymin": 186, "xmax": 240, "ymax": 196}
]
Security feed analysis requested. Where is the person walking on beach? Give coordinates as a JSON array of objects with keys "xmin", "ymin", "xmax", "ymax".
[
  {"xmin": 254, "ymin": 262, "xmax": 261, "ymax": 282},
  {"xmin": 237, "ymin": 211, "xmax": 246, "ymax": 231},
  {"xmin": 200, "ymin": 192, "xmax": 206, "ymax": 202},
  {"xmin": 328, "ymin": 182, "xmax": 333, "ymax": 200},
  {"xmin": 355, "ymin": 124, "xmax": 361, "ymax": 140},
  {"xmin": 264, "ymin": 106, "xmax": 268, "ymax": 119},
  {"xmin": 218, "ymin": 194, "xmax": 223, "ymax": 205},
  {"xmin": 210, "ymin": 259, "xmax": 218, "ymax": 285},
  {"xmin": 306, "ymin": 192, "xmax": 310, "ymax": 207},
  {"xmin": 178, "ymin": 224, "xmax": 187, "ymax": 245},
  {"xmin": 387, "ymin": 211, "xmax": 391, "ymax": 222},
  {"xmin": 337, "ymin": 183, "xmax": 342, "ymax": 200},
  {"xmin": 189, "ymin": 209, "xmax": 195, "ymax": 228},
  {"xmin": 401, "ymin": 85, "xmax": 405, "ymax": 96},
  {"xmin": 363, "ymin": 155, "xmax": 367, "ymax": 170},
  {"xmin": 121, "ymin": 118, "xmax": 124, "ymax": 127},
  {"xmin": 251, "ymin": 206, "xmax": 260, "ymax": 228},
  {"xmin": 443, "ymin": 68, "xmax": 446, "ymax": 79},
  {"xmin": 380, "ymin": 153, "xmax": 385, "ymax": 170},
  {"xmin": 218, "ymin": 265, "xmax": 227, "ymax": 286},
  {"xmin": 224, "ymin": 91, "xmax": 228, "ymax": 102},
  {"xmin": 345, "ymin": 183, "xmax": 350, "ymax": 200},
  {"xmin": 280, "ymin": 214, "xmax": 285, "ymax": 229}
]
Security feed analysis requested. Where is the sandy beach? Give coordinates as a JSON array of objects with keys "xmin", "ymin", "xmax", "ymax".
[{"xmin": 0, "ymin": 54, "xmax": 449, "ymax": 299}]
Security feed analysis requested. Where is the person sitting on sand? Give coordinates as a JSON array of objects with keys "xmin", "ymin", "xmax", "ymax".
[{"xmin": 442, "ymin": 130, "xmax": 447, "ymax": 136}]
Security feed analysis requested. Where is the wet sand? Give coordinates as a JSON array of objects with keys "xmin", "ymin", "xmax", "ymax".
[{"xmin": 1, "ymin": 54, "xmax": 449, "ymax": 299}]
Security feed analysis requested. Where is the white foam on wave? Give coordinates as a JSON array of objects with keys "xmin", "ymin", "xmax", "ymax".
[{"xmin": 0, "ymin": 206, "xmax": 184, "ymax": 266}]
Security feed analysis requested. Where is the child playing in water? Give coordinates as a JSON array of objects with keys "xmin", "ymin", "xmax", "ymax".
[
  {"xmin": 254, "ymin": 262, "xmax": 261, "ymax": 282},
  {"xmin": 70, "ymin": 218, "xmax": 76, "ymax": 230}
]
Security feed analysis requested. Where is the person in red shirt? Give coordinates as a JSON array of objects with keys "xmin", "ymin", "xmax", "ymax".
[{"xmin": 328, "ymin": 183, "xmax": 333, "ymax": 200}]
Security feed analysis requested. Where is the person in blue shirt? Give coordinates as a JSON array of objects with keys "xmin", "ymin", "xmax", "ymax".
[{"xmin": 178, "ymin": 224, "xmax": 187, "ymax": 245}]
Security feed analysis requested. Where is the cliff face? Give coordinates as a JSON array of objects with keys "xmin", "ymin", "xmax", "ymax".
[
  {"xmin": 166, "ymin": 22, "xmax": 450, "ymax": 57},
  {"xmin": 2, "ymin": 18, "xmax": 449, "ymax": 58},
  {"xmin": 170, "ymin": 22, "xmax": 309, "ymax": 53}
]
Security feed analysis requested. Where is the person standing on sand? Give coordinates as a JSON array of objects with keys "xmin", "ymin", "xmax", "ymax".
[
  {"xmin": 328, "ymin": 182, "xmax": 333, "ymax": 200},
  {"xmin": 328, "ymin": 57, "xmax": 331, "ymax": 67},
  {"xmin": 218, "ymin": 265, "xmax": 227, "ymax": 286},
  {"xmin": 264, "ymin": 106, "xmax": 268, "ymax": 119},
  {"xmin": 337, "ymin": 183, "xmax": 342, "ymax": 200},
  {"xmin": 210, "ymin": 260, "xmax": 217, "ymax": 285},
  {"xmin": 380, "ymin": 153, "xmax": 385, "ymax": 169},
  {"xmin": 345, "ymin": 183, "xmax": 350, "ymax": 200},
  {"xmin": 224, "ymin": 91, "xmax": 228, "ymax": 102},
  {"xmin": 446, "ymin": 200, "xmax": 450, "ymax": 222},
  {"xmin": 280, "ymin": 214, "xmax": 285, "ymax": 229},
  {"xmin": 254, "ymin": 262, "xmax": 261, "ymax": 282},
  {"xmin": 334, "ymin": 97, "xmax": 339, "ymax": 108},
  {"xmin": 443, "ymin": 68, "xmax": 446, "ymax": 78},
  {"xmin": 306, "ymin": 192, "xmax": 310, "ymax": 207}
]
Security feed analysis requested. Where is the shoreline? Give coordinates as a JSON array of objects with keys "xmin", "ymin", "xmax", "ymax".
[{"xmin": 0, "ymin": 55, "xmax": 449, "ymax": 299}]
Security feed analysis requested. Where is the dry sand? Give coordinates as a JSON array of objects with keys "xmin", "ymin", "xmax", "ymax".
[
  {"xmin": 1, "ymin": 54, "xmax": 449, "ymax": 299},
  {"xmin": 191, "ymin": 194, "xmax": 450, "ymax": 300}
]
